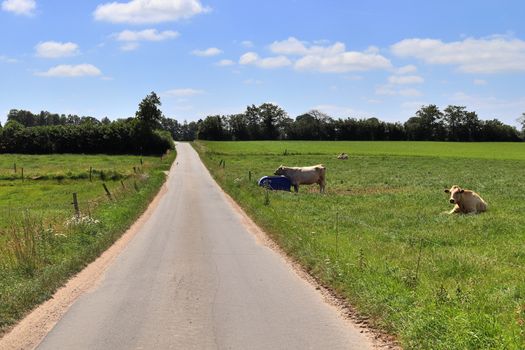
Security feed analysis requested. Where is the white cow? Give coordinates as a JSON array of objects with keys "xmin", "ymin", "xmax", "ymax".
[{"xmin": 274, "ymin": 164, "xmax": 326, "ymax": 193}]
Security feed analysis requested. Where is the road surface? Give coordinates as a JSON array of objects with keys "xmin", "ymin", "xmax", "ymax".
[{"xmin": 37, "ymin": 143, "xmax": 373, "ymax": 350}]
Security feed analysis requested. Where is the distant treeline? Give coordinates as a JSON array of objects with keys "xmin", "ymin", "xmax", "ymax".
[
  {"xmin": 194, "ymin": 104, "xmax": 524, "ymax": 142},
  {"xmin": 2, "ymin": 97, "xmax": 524, "ymax": 154},
  {"xmin": 0, "ymin": 93, "xmax": 174, "ymax": 155}
]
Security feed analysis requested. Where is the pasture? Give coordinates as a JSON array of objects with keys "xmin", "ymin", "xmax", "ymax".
[
  {"xmin": 0, "ymin": 152, "xmax": 175, "ymax": 334},
  {"xmin": 195, "ymin": 141, "xmax": 525, "ymax": 349}
]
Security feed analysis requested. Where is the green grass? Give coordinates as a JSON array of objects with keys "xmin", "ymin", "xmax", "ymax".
[
  {"xmin": 0, "ymin": 152, "xmax": 175, "ymax": 334},
  {"xmin": 203, "ymin": 140, "xmax": 525, "ymax": 160},
  {"xmin": 195, "ymin": 141, "xmax": 525, "ymax": 350}
]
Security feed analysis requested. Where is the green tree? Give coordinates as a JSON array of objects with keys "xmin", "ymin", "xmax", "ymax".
[{"xmin": 135, "ymin": 92, "xmax": 162, "ymax": 129}]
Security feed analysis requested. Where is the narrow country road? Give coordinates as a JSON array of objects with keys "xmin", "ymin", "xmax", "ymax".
[{"xmin": 37, "ymin": 143, "xmax": 373, "ymax": 350}]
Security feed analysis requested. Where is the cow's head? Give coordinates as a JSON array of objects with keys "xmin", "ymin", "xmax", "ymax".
[
  {"xmin": 274, "ymin": 165, "xmax": 284, "ymax": 176},
  {"xmin": 444, "ymin": 185, "xmax": 464, "ymax": 204}
]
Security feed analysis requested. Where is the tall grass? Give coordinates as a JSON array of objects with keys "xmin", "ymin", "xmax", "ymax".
[{"xmin": 0, "ymin": 151, "xmax": 175, "ymax": 334}]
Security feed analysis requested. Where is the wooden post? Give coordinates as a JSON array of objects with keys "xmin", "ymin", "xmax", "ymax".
[
  {"xmin": 140, "ymin": 158, "xmax": 143, "ymax": 165},
  {"xmin": 248, "ymin": 171, "xmax": 252, "ymax": 181},
  {"xmin": 89, "ymin": 167, "xmax": 92, "ymax": 182},
  {"xmin": 72, "ymin": 193, "xmax": 80, "ymax": 217},
  {"xmin": 102, "ymin": 183, "xmax": 112, "ymax": 200},
  {"xmin": 21, "ymin": 167, "xmax": 24, "ymax": 182}
]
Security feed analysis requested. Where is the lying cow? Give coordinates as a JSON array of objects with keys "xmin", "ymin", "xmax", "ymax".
[
  {"xmin": 274, "ymin": 164, "xmax": 326, "ymax": 193},
  {"xmin": 444, "ymin": 185, "xmax": 487, "ymax": 214},
  {"xmin": 337, "ymin": 153, "xmax": 349, "ymax": 160}
]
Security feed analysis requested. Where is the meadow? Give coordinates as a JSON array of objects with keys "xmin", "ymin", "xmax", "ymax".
[
  {"xmin": 195, "ymin": 141, "xmax": 525, "ymax": 350},
  {"xmin": 0, "ymin": 152, "xmax": 175, "ymax": 334}
]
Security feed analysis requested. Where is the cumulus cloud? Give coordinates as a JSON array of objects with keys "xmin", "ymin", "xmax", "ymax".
[
  {"xmin": 239, "ymin": 52, "xmax": 292, "ymax": 69},
  {"xmin": 191, "ymin": 47, "xmax": 222, "ymax": 56},
  {"xmin": 165, "ymin": 88, "xmax": 204, "ymax": 97},
  {"xmin": 391, "ymin": 35, "xmax": 525, "ymax": 73},
  {"xmin": 396, "ymin": 64, "xmax": 417, "ymax": 74},
  {"xmin": 1, "ymin": 0, "xmax": 35, "ymax": 15},
  {"xmin": 268, "ymin": 37, "xmax": 391, "ymax": 73},
  {"xmin": 114, "ymin": 29, "xmax": 179, "ymax": 41},
  {"xmin": 94, "ymin": 0, "xmax": 209, "ymax": 24},
  {"xmin": 216, "ymin": 59, "xmax": 234, "ymax": 66},
  {"xmin": 35, "ymin": 41, "xmax": 79, "ymax": 58},
  {"xmin": 36, "ymin": 64, "xmax": 102, "ymax": 77},
  {"xmin": 113, "ymin": 29, "xmax": 178, "ymax": 51},
  {"xmin": 388, "ymin": 75, "xmax": 424, "ymax": 85}
]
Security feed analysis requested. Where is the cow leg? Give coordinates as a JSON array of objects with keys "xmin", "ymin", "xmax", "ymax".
[
  {"xmin": 448, "ymin": 204, "xmax": 461, "ymax": 214},
  {"xmin": 293, "ymin": 184, "xmax": 299, "ymax": 192}
]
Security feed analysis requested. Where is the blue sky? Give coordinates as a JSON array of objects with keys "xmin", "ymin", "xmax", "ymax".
[{"xmin": 1, "ymin": 0, "xmax": 525, "ymax": 126}]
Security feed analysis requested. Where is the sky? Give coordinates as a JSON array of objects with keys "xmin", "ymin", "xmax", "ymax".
[{"xmin": 1, "ymin": 0, "xmax": 525, "ymax": 126}]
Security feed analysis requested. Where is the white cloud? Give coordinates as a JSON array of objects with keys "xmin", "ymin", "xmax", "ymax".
[
  {"xmin": 391, "ymin": 35, "xmax": 525, "ymax": 73},
  {"xmin": 165, "ymin": 88, "xmax": 204, "ymax": 97},
  {"xmin": 36, "ymin": 64, "xmax": 102, "ymax": 77},
  {"xmin": 376, "ymin": 85, "xmax": 422, "ymax": 97},
  {"xmin": 0, "ymin": 54, "xmax": 18, "ymax": 63},
  {"xmin": 239, "ymin": 52, "xmax": 292, "ymax": 69},
  {"xmin": 216, "ymin": 59, "xmax": 234, "ymax": 66},
  {"xmin": 241, "ymin": 40, "xmax": 254, "ymax": 48},
  {"xmin": 191, "ymin": 47, "xmax": 222, "ymax": 56},
  {"xmin": 114, "ymin": 29, "xmax": 179, "ymax": 42},
  {"xmin": 243, "ymin": 79, "xmax": 263, "ymax": 85},
  {"xmin": 473, "ymin": 79, "xmax": 487, "ymax": 85},
  {"xmin": 396, "ymin": 64, "xmax": 417, "ymax": 74},
  {"xmin": 35, "ymin": 41, "xmax": 79, "ymax": 58},
  {"xmin": 120, "ymin": 42, "xmax": 140, "ymax": 51},
  {"xmin": 239, "ymin": 52, "xmax": 258, "ymax": 65},
  {"xmin": 1, "ymin": 0, "xmax": 35, "ymax": 15},
  {"xmin": 388, "ymin": 75, "xmax": 424, "ymax": 85},
  {"xmin": 268, "ymin": 37, "xmax": 391, "ymax": 73},
  {"xmin": 398, "ymin": 88, "xmax": 423, "ymax": 97},
  {"xmin": 94, "ymin": 0, "xmax": 209, "ymax": 24}
]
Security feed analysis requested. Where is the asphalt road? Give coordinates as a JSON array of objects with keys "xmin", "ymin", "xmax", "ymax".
[{"xmin": 37, "ymin": 143, "xmax": 373, "ymax": 350}]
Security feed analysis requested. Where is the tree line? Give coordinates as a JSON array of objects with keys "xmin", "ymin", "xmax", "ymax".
[
  {"xmin": 194, "ymin": 104, "xmax": 524, "ymax": 142},
  {"xmin": 0, "ymin": 92, "xmax": 174, "ymax": 155},
  {"xmin": 2, "ymin": 94, "xmax": 524, "ymax": 155}
]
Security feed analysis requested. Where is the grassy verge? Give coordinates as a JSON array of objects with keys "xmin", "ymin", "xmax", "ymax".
[
  {"xmin": 0, "ymin": 151, "xmax": 175, "ymax": 334},
  {"xmin": 194, "ymin": 141, "xmax": 525, "ymax": 350}
]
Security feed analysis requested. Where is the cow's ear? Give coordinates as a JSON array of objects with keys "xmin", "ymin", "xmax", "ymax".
[
  {"xmin": 444, "ymin": 189, "xmax": 450, "ymax": 193},
  {"xmin": 459, "ymin": 189, "xmax": 464, "ymax": 193}
]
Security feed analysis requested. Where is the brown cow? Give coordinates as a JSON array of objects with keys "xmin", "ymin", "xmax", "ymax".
[
  {"xmin": 274, "ymin": 164, "xmax": 326, "ymax": 193},
  {"xmin": 444, "ymin": 185, "xmax": 487, "ymax": 214}
]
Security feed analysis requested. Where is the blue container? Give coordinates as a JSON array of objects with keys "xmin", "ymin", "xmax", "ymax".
[{"xmin": 258, "ymin": 176, "xmax": 291, "ymax": 191}]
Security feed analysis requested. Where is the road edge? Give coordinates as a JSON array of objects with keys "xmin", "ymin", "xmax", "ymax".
[{"xmin": 0, "ymin": 162, "xmax": 175, "ymax": 350}]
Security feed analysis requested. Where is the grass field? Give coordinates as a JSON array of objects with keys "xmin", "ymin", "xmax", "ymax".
[
  {"xmin": 195, "ymin": 141, "xmax": 525, "ymax": 350},
  {"xmin": 0, "ymin": 152, "xmax": 175, "ymax": 334}
]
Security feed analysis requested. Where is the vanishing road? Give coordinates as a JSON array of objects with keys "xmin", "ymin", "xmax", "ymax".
[{"xmin": 37, "ymin": 143, "xmax": 373, "ymax": 350}]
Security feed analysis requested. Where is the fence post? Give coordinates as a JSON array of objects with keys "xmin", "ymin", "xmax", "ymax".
[
  {"xmin": 248, "ymin": 171, "xmax": 252, "ymax": 181},
  {"xmin": 72, "ymin": 193, "xmax": 80, "ymax": 218},
  {"xmin": 89, "ymin": 166, "xmax": 92, "ymax": 182},
  {"xmin": 102, "ymin": 183, "xmax": 112, "ymax": 200},
  {"xmin": 21, "ymin": 167, "xmax": 24, "ymax": 182}
]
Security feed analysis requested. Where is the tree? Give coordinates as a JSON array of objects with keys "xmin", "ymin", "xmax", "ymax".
[{"xmin": 135, "ymin": 92, "xmax": 162, "ymax": 129}]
